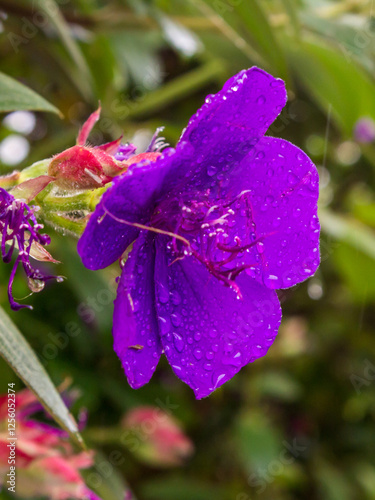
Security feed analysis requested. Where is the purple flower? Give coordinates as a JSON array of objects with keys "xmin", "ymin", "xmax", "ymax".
[
  {"xmin": 78, "ymin": 67, "xmax": 320, "ymax": 399},
  {"xmin": 0, "ymin": 187, "xmax": 58, "ymax": 310},
  {"xmin": 353, "ymin": 117, "xmax": 375, "ymax": 143}
]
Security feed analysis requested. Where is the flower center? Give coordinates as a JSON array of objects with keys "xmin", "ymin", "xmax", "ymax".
[{"xmin": 151, "ymin": 190, "xmax": 264, "ymax": 295}]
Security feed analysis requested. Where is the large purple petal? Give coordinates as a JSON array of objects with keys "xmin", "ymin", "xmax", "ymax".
[
  {"xmin": 224, "ymin": 137, "xmax": 320, "ymax": 289},
  {"xmin": 154, "ymin": 237, "xmax": 281, "ymax": 399},
  {"xmin": 161, "ymin": 67, "xmax": 287, "ymax": 193},
  {"xmin": 77, "ymin": 158, "xmax": 171, "ymax": 270},
  {"xmin": 113, "ymin": 232, "xmax": 161, "ymax": 389}
]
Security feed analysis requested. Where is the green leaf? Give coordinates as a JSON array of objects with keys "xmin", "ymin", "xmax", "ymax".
[
  {"xmin": 83, "ymin": 451, "xmax": 132, "ymax": 500},
  {"xmin": 192, "ymin": 0, "xmax": 289, "ymax": 81},
  {"xmin": 0, "ymin": 306, "xmax": 83, "ymax": 446},
  {"xmin": 334, "ymin": 243, "xmax": 375, "ymax": 302},
  {"xmin": 234, "ymin": 410, "xmax": 282, "ymax": 471},
  {"xmin": 32, "ymin": 0, "xmax": 94, "ymax": 99},
  {"xmin": 229, "ymin": 0, "xmax": 289, "ymax": 81},
  {"xmin": 319, "ymin": 208, "xmax": 375, "ymax": 261},
  {"xmin": 286, "ymin": 38, "xmax": 375, "ymax": 135},
  {"xmin": 251, "ymin": 371, "xmax": 302, "ymax": 402},
  {"xmin": 0, "ymin": 72, "xmax": 61, "ymax": 115},
  {"xmin": 301, "ymin": 14, "xmax": 375, "ymax": 73},
  {"xmin": 140, "ymin": 476, "xmax": 224, "ymax": 500},
  {"xmin": 281, "ymin": 0, "xmax": 301, "ymax": 38},
  {"xmin": 119, "ymin": 59, "xmax": 226, "ymax": 119}
]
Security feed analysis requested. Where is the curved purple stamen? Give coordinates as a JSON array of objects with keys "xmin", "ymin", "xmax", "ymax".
[{"xmin": 0, "ymin": 187, "xmax": 58, "ymax": 310}]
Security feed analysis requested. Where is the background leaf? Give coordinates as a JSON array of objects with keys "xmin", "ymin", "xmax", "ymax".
[
  {"xmin": 0, "ymin": 306, "xmax": 83, "ymax": 446},
  {"xmin": 0, "ymin": 72, "xmax": 61, "ymax": 115}
]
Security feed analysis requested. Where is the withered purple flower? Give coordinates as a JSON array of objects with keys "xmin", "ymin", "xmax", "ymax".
[
  {"xmin": 78, "ymin": 67, "xmax": 320, "ymax": 399},
  {"xmin": 0, "ymin": 187, "xmax": 59, "ymax": 310}
]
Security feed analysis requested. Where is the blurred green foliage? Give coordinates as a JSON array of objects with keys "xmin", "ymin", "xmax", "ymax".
[{"xmin": 1, "ymin": 0, "xmax": 375, "ymax": 499}]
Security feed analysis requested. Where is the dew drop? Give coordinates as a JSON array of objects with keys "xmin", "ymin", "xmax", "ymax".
[
  {"xmin": 273, "ymin": 217, "xmax": 281, "ymax": 228},
  {"xmin": 193, "ymin": 348, "xmax": 202, "ymax": 360},
  {"xmin": 287, "ymin": 172, "xmax": 298, "ymax": 185},
  {"xmin": 263, "ymin": 274, "xmax": 280, "ymax": 289},
  {"xmin": 194, "ymin": 332, "xmax": 202, "ymax": 342},
  {"xmin": 212, "ymin": 372, "xmax": 226, "ymax": 388},
  {"xmin": 256, "ymin": 241, "xmax": 265, "ymax": 254},
  {"xmin": 158, "ymin": 316, "xmax": 171, "ymax": 335},
  {"xmin": 170, "ymin": 290, "xmax": 181, "ymax": 305},
  {"xmin": 158, "ymin": 283, "xmax": 169, "ymax": 303},
  {"xmin": 271, "ymin": 79, "xmax": 284, "ymax": 87},
  {"xmin": 207, "ymin": 165, "xmax": 218, "ymax": 177},
  {"xmin": 173, "ymin": 332, "xmax": 185, "ymax": 353},
  {"xmin": 293, "ymin": 207, "xmax": 301, "ymax": 218},
  {"xmin": 171, "ymin": 312, "xmax": 182, "ymax": 327},
  {"xmin": 28, "ymin": 278, "xmax": 45, "ymax": 293},
  {"xmin": 257, "ymin": 95, "xmax": 266, "ymax": 105}
]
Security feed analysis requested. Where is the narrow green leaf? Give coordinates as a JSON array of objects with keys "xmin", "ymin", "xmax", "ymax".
[
  {"xmin": 301, "ymin": 14, "xmax": 375, "ymax": 73},
  {"xmin": 334, "ymin": 243, "xmax": 375, "ymax": 302},
  {"xmin": 281, "ymin": 0, "xmax": 301, "ymax": 38},
  {"xmin": 119, "ymin": 59, "xmax": 226, "ymax": 119},
  {"xmin": 229, "ymin": 0, "xmax": 289, "ymax": 81},
  {"xmin": 193, "ymin": 0, "xmax": 289, "ymax": 81},
  {"xmin": 190, "ymin": 0, "xmax": 265, "ymax": 65},
  {"xmin": 0, "ymin": 306, "xmax": 83, "ymax": 447},
  {"xmin": 32, "ymin": 0, "xmax": 94, "ymax": 99},
  {"xmin": 0, "ymin": 72, "xmax": 61, "ymax": 115}
]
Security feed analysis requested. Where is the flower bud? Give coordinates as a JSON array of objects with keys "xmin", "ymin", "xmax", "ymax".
[{"xmin": 122, "ymin": 406, "xmax": 193, "ymax": 467}]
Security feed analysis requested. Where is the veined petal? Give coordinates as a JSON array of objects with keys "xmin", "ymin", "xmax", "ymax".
[
  {"xmin": 77, "ymin": 156, "xmax": 172, "ymax": 270},
  {"xmin": 154, "ymin": 237, "xmax": 281, "ymax": 399},
  {"xmin": 227, "ymin": 137, "xmax": 320, "ymax": 289},
  {"xmin": 113, "ymin": 233, "xmax": 161, "ymax": 389}
]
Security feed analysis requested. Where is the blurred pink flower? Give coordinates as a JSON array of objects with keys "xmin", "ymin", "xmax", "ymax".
[
  {"xmin": 0, "ymin": 388, "xmax": 100, "ymax": 500},
  {"xmin": 122, "ymin": 406, "xmax": 194, "ymax": 467}
]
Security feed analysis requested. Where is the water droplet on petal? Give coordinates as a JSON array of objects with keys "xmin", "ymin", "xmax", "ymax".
[
  {"xmin": 263, "ymin": 274, "xmax": 280, "ymax": 289},
  {"xmin": 171, "ymin": 312, "xmax": 182, "ymax": 327},
  {"xmin": 212, "ymin": 372, "xmax": 226, "ymax": 388},
  {"xmin": 287, "ymin": 172, "xmax": 298, "ymax": 185},
  {"xmin": 158, "ymin": 283, "xmax": 169, "ymax": 303},
  {"xmin": 158, "ymin": 316, "xmax": 171, "ymax": 335},
  {"xmin": 170, "ymin": 290, "xmax": 181, "ymax": 305},
  {"xmin": 207, "ymin": 165, "xmax": 218, "ymax": 177},
  {"xmin": 193, "ymin": 348, "xmax": 202, "ymax": 360},
  {"xmin": 273, "ymin": 217, "xmax": 281, "ymax": 228},
  {"xmin": 173, "ymin": 332, "xmax": 185, "ymax": 353}
]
